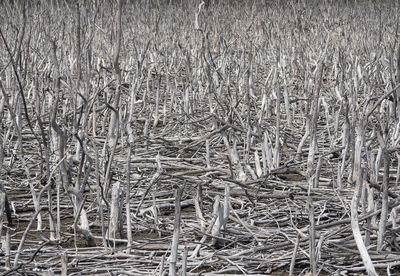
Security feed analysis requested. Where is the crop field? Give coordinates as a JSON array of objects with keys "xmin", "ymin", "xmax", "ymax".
[{"xmin": 1, "ymin": 0, "xmax": 400, "ymax": 275}]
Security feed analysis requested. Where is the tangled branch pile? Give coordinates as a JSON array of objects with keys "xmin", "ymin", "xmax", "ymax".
[{"xmin": 1, "ymin": 0, "xmax": 400, "ymax": 275}]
